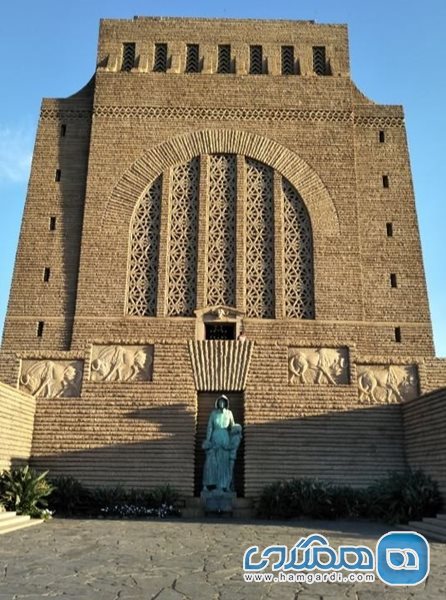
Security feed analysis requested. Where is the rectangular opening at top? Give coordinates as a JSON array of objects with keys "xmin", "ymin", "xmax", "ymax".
[
  {"xmin": 185, "ymin": 44, "xmax": 200, "ymax": 73},
  {"xmin": 153, "ymin": 43, "xmax": 168, "ymax": 72},
  {"xmin": 217, "ymin": 44, "xmax": 232, "ymax": 73},
  {"xmin": 121, "ymin": 42, "xmax": 136, "ymax": 72},
  {"xmin": 249, "ymin": 45, "xmax": 264, "ymax": 74},
  {"xmin": 313, "ymin": 46, "xmax": 327, "ymax": 75},
  {"xmin": 281, "ymin": 46, "xmax": 295, "ymax": 75}
]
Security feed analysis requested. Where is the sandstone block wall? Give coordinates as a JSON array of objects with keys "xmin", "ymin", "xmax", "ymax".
[
  {"xmin": 0, "ymin": 381, "xmax": 36, "ymax": 472},
  {"xmin": 402, "ymin": 388, "xmax": 446, "ymax": 502}
]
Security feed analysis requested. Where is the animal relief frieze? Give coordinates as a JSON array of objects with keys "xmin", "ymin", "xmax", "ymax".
[
  {"xmin": 90, "ymin": 345, "xmax": 153, "ymax": 382},
  {"xmin": 288, "ymin": 348, "xmax": 349, "ymax": 385},
  {"xmin": 20, "ymin": 360, "xmax": 83, "ymax": 398},
  {"xmin": 357, "ymin": 364, "xmax": 418, "ymax": 404}
]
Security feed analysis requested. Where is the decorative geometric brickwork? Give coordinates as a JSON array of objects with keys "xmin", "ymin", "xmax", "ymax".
[
  {"xmin": 283, "ymin": 179, "xmax": 314, "ymax": 318},
  {"xmin": 125, "ymin": 153, "xmax": 319, "ymax": 320},
  {"xmin": 245, "ymin": 158, "xmax": 275, "ymax": 318},
  {"xmin": 93, "ymin": 105, "xmax": 354, "ymax": 124},
  {"xmin": 354, "ymin": 116, "xmax": 404, "ymax": 128},
  {"xmin": 127, "ymin": 176, "xmax": 162, "ymax": 316},
  {"xmin": 40, "ymin": 109, "xmax": 91, "ymax": 121},
  {"xmin": 167, "ymin": 158, "xmax": 200, "ymax": 316},
  {"xmin": 207, "ymin": 154, "xmax": 237, "ymax": 307}
]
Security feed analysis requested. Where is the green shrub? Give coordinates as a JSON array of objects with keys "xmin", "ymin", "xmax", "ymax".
[
  {"xmin": 366, "ymin": 470, "xmax": 442, "ymax": 524},
  {"xmin": 47, "ymin": 477, "xmax": 181, "ymax": 518},
  {"xmin": 48, "ymin": 475, "xmax": 93, "ymax": 516},
  {"xmin": 0, "ymin": 466, "xmax": 54, "ymax": 518},
  {"xmin": 256, "ymin": 470, "xmax": 442, "ymax": 524},
  {"xmin": 257, "ymin": 478, "xmax": 340, "ymax": 520}
]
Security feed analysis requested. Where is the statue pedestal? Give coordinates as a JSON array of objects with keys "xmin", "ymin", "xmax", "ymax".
[{"xmin": 201, "ymin": 489, "xmax": 235, "ymax": 515}]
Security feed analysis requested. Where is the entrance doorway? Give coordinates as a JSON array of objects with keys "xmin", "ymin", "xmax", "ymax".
[{"xmin": 195, "ymin": 391, "xmax": 244, "ymax": 497}]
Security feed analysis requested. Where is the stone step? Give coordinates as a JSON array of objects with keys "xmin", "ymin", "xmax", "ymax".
[
  {"xmin": 0, "ymin": 511, "xmax": 17, "ymax": 521},
  {"xmin": 405, "ymin": 521, "xmax": 446, "ymax": 542},
  {"xmin": 0, "ymin": 514, "xmax": 43, "ymax": 536},
  {"xmin": 183, "ymin": 497, "xmax": 253, "ymax": 518},
  {"xmin": 422, "ymin": 517, "xmax": 446, "ymax": 530},
  {"xmin": 435, "ymin": 513, "xmax": 446, "ymax": 522},
  {"xmin": 184, "ymin": 497, "xmax": 251, "ymax": 509}
]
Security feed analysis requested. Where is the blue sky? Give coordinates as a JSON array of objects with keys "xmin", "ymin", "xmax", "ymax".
[{"xmin": 0, "ymin": 0, "xmax": 445, "ymax": 355}]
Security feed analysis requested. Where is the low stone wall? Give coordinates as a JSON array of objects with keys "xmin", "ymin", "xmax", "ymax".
[
  {"xmin": 0, "ymin": 381, "xmax": 36, "ymax": 472},
  {"xmin": 402, "ymin": 388, "xmax": 446, "ymax": 502}
]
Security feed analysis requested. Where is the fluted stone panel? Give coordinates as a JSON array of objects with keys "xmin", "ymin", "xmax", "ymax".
[{"xmin": 188, "ymin": 340, "xmax": 254, "ymax": 391}]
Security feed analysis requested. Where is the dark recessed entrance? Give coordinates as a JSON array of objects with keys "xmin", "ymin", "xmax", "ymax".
[
  {"xmin": 195, "ymin": 391, "xmax": 244, "ymax": 497},
  {"xmin": 205, "ymin": 323, "xmax": 236, "ymax": 340}
]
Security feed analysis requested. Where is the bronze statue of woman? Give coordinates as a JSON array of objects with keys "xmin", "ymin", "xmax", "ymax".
[{"xmin": 202, "ymin": 395, "xmax": 242, "ymax": 492}]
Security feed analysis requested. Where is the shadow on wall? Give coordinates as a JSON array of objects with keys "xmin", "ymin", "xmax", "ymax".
[{"xmin": 27, "ymin": 401, "xmax": 409, "ymax": 498}]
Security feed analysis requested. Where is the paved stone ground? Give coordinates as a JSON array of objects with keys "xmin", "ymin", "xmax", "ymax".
[{"xmin": 0, "ymin": 518, "xmax": 444, "ymax": 599}]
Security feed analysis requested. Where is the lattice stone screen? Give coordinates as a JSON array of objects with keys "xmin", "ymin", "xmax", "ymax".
[
  {"xmin": 207, "ymin": 154, "xmax": 237, "ymax": 307},
  {"xmin": 283, "ymin": 179, "xmax": 315, "ymax": 318},
  {"xmin": 127, "ymin": 176, "xmax": 162, "ymax": 316},
  {"xmin": 127, "ymin": 153, "xmax": 314, "ymax": 319},
  {"xmin": 245, "ymin": 158, "xmax": 275, "ymax": 318},
  {"xmin": 167, "ymin": 158, "xmax": 200, "ymax": 316}
]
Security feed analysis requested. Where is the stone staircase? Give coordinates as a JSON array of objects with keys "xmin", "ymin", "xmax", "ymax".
[
  {"xmin": 401, "ymin": 513, "xmax": 446, "ymax": 543},
  {"xmin": 0, "ymin": 511, "xmax": 43, "ymax": 535},
  {"xmin": 182, "ymin": 497, "xmax": 253, "ymax": 519}
]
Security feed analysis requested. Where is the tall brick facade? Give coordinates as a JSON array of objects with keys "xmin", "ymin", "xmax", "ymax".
[{"xmin": 1, "ymin": 17, "xmax": 445, "ymax": 498}]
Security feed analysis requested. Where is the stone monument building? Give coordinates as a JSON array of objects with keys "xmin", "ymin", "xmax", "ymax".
[{"xmin": 1, "ymin": 17, "xmax": 445, "ymax": 500}]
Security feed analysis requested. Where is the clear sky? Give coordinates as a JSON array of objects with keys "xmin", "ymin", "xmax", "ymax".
[{"xmin": 0, "ymin": 0, "xmax": 445, "ymax": 355}]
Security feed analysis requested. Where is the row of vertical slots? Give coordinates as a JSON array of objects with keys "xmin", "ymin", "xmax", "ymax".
[{"xmin": 121, "ymin": 42, "xmax": 330, "ymax": 75}]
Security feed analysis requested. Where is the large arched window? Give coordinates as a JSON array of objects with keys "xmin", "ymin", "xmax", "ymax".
[{"xmin": 127, "ymin": 154, "xmax": 314, "ymax": 319}]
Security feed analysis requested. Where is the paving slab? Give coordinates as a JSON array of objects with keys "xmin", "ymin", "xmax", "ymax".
[{"xmin": 0, "ymin": 518, "xmax": 444, "ymax": 599}]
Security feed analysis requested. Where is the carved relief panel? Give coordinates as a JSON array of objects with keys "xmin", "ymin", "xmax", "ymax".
[
  {"xmin": 20, "ymin": 360, "xmax": 83, "ymax": 398},
  {"xmin": 288, "ymin": 348, "xmax": 349, "ymax": 385},
  {"xmin": 90, "ymin": 345, "xmax": 153, "ymax": 382},
  {"xmin": 357, "ymin": 364, "xmax": 418, "ymax": 404}
]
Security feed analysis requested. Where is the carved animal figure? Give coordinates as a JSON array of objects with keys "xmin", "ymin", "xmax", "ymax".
[
  {"xmin": 20, "ymin": 361, "xmax": 81, "ymax": 398},
  {"xmin": 289, "ymin": 348, "xmax": 346, "ymax": 385},
  {"xmin": 91, "ymin": 346, "xmax": 152, "ymax": 382},
  {"xmin": 358, "ymin": 366, "xmax": 415, "ymax": 404}
]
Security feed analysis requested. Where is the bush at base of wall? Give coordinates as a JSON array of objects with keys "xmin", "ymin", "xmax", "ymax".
[
  {"xmin": 256, "ymin": 470, "xmax": 443, "ymax": 524},
  {"xmin": 0, "ymin": 466, "xmax": 54, "ymax": 519},
  {"xmin": 48, "ymin": 476, "xmax": 181, "ymax": 518}
]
